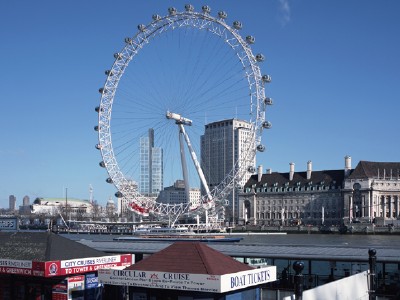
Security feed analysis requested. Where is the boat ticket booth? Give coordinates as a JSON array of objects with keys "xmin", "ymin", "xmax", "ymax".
[{"xmin": 98, "ymin": 242, "xmax": 277, "ymax": 300}]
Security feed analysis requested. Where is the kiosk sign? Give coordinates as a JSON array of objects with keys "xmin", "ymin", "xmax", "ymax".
[
  {"xmin": 46, "ymin": 254, "xmax": 133, "ymax": 276},
  {"xmin": 98, "ymin": 266, "xmax": 276, "ymax": 293}
]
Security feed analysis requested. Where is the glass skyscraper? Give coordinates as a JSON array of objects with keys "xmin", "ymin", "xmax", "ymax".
[{"xmin": 140, "ymin": 128, "xmax": 163, "ymax": 196}]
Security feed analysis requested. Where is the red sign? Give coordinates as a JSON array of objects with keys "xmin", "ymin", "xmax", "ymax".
[
  {"xmin": 45, "ymin": 254, "xmax": 133, "ymax": 277},
  {"xmin": 0, "ymin": 254, "xmax": 133, "ymax": 278},
  {"xmin": 52, "ymin": 280, "xmax": 67, "ymax": 300}
]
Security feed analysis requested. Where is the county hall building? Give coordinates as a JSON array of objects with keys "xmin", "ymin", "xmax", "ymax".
[{"xmin": 239, "ymin": 156, "xmax": 400, "ymax": 227}]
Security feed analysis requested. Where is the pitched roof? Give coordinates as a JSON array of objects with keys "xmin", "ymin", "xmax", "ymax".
[
  {"xmin": 0, "ymin": 231, "xmax": 106, "ymax": 261},
  {"xmin": 244, "ymin": 169, "xmax": 345, "ymax": 188},
  {"xmin": 33, "ymin": 197, "xmax": 91, "ymax": 205},
  {"xmin": 348, "ymin": 161, "xmax": 400, "ymax": 179},
  {"xmin": 125, "ymin": 242, "xmax": 253, "ymax": 275}
]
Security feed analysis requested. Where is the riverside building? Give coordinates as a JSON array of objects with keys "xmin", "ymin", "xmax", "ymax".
[
  {"xmin": 239, "ymin": 156, "xmax": 400, "ymax": 226},
  {"xmin": 343, "ymin": 161, "xmax": 400, "ymax": 225}
]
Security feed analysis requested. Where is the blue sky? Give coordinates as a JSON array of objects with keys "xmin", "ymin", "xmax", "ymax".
[{"xmin": 0, "ymin": 0, "xmax": 399, "ymax": 208}]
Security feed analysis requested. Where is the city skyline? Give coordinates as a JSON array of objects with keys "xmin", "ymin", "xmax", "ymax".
[{"xmin": 1, "ymin": 0, "xmax": 399, "ymax": 208}]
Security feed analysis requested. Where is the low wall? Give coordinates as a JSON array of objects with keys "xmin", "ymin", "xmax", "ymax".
[{"xmin": 235, "ymin": 224, "xmax": 400, "ymax": 235}]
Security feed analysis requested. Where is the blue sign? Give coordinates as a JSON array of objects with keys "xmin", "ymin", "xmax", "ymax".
[{"xmin": 0, "ymin": 217, "xmax": 18, "ymax": 231}]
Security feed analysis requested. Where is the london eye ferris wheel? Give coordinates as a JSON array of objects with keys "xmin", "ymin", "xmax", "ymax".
[{"xmin": 95, "ymin": 4, "xmax": 273, "ymax": 219}]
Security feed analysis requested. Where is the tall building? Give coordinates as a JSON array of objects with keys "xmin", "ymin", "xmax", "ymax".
[
  {"xmin": 157, "ymin": 180, "xmax": 201, "ymax": 205},
  {"xmin": 23, "ymin": 195, "xmax": 30, "ymax": 206},
  {"xmin": 201, "ymin": 119, "xmax": 255, "ymax": 223},
  {"xmin": 9, "ymin": 195, "xmax": 16, "ymax": 211},
  {"xmin": 140, "ymin": 128, "xmax": 163, "ymax": 196},
  {"xmin": 19, "ymin": 195, "xmax": 31, "ymax": 215}
]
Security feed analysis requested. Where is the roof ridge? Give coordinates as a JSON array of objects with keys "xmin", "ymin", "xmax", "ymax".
[
  {"xmin": 359, "ymin": 161, "xmax": 369, "ymax": 177},
  {"xmin": 195, "ymin": 243, "xmax": 212, "ymax": 274}
]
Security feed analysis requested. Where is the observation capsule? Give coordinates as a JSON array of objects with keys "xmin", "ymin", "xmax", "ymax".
[
  {"xmin": 246, "ymin": 35, "xmax": 255, "ymax": 44},
  {"xmin": 114, "ymin": 53, "xmax": 122, "ymax": 60},
  {"xmin": 256, "ymin": 54, "xmax": 265, "ymax": 62},
  {"xmin": 98, "ymin": 87, "xmax": 106, "ymax": 94},
  {"xmin": 233, "ymin": 21, "xmax": 242, "ymax": 30},
  {"xmin": 106, "ymin": 178, "xmax": 113, "ymax": 184},
  {"xmin": 95, "ymin": 144, "xmax": 101, "ymax": 150},
  {"xmin": 262, "ymin": 121, "xmax": 272, "ymax": 129},
  {"xmin": 105, "ymin": 70, "xmax": 113, "ymax": 76},
  {"xmin": 185, "ymin": 4, "xmax": 194, "ymax": 11},
  {"xmin": 99, "ymin": 161, "xmax": 106, "ymax": 168},
  {"xmin": 257, "ymin": 144, "xmax": 266, "ymax": 152},
  {"xmin": 218, "ymin": 11, "xmax": 227, "ymax": 19},
  {"xmin": 94, "ymin": 106, "xmax": 104, "ymax": 112},
  {"xmin": 248, "ymin": 166, "xmax": 256, "ymax": 173},
  {"xmin": 202, "ymin": 5, "xmax": 211, "ymax": 14},
  {"xmin": 152, "ymin": 14, "xmax": 161, "ymax": 21},
  {"xmin": 115, "ymin": 191, "xmax": 123, "ymax": 198},
  {"xmin": 168, "ymin": 7, "xmax": 177, "ymax": 15},
  {"xmin": 264, "ymin": 97, "xmax": 273, "ymax": 105},
  {"xmin": 94, "ymin": 125, "xmax": 99, "ymax": 131},
  {"xmin": 262, "ymin": 74, "xmax": 272, "ymax": 83},
  {"xmin": 124, "ymin": 37, "xmax": 132, "ymax": 44},
  {"xmin": 138, "ymin": 24, "xmax": 146, "ymax": 32}
]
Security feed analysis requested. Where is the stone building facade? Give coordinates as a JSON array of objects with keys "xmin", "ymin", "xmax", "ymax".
[
  {"xmin": 239, "ymin": 157, "xmax": 400, "ymax": 227},
  {"xmin": 239, "ymin": 159, "xmax": 348, "ymax": 226},
  {"xmin": 343, "ymin": 161, "xmax": 400, "ymax": 225}
]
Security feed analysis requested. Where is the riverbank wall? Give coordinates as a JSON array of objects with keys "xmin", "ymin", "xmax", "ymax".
[{"xmin": 235, "ymin": 224, "xmax": 400, "ymax": 235}]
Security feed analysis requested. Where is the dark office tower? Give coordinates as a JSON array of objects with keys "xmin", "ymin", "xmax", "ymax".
[
  {"xmin": 9, "ymin": 195, "xmax": 16, "ymax": 211},
  {"xmin": 23, "ymin": 195, "xmax": 30, "ymax": 206}
]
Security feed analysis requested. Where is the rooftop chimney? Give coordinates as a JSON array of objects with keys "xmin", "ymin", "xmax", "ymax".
[
  {"xmin": 344, "ymin": 155, "xmax": 351, "ymax": 177},
  {"xmin": 257, "ymin": 165, "xmax": 263, "ymax": 182},
  {"xmin": 266, "ymin": 168, "xmax": 272, "ymax": 174},
  {"xmin": 289, "ymin": 162, "xmax": 295, "ymax": 181},
  {"xmin": 307, "ymin": 161, "xmax": 312, "ymax": 180}
]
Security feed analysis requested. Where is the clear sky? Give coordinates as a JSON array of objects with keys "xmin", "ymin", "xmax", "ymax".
[{"xmin": 1, "ymin": 0, "xmax": 399, "ymax": 208}]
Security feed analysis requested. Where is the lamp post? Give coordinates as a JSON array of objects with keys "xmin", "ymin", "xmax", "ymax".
[
  {"xmin": 293, "ymin": 261, "xmax": 304, "ymax": 300},
  {"xmin": 368, "ymin": 249, "xmax": 377, "ymax": 300}
]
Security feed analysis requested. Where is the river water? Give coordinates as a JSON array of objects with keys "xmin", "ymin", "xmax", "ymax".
[
  {"xmin": 238, "ymin": 233, "xmax": 400, "ymax": 248},
  {"xmin": 64, "ymin": 232, "xmax": 400, "ymax": 249}
]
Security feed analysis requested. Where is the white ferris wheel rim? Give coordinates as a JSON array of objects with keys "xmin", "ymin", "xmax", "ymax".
[{"xmin": 96, "ymin": 5, "xmax": 269, "ymax": 216}]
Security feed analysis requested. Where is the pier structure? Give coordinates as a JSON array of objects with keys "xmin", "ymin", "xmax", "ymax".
[
  {"xmin": 79, "ymin": 238, "xmax": 400, "ymax": 298},
  {"xmin": 0, "ymin": 232, "xmax": 133, "ymax": 299},
  {"xmin": 98, "ymin": 242, "xmax": 277, "ymax": 299}
]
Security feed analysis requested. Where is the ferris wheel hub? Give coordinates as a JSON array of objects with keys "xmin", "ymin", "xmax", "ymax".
[{"xmin": 166, "ymin": 111, "xmax": 192, "ymax": 126}]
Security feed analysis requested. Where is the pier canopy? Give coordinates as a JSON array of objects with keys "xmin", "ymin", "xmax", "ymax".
[
  {"xmin": 0, "ymin": 231, "xmax": 133, "ymax": 299},
  {"xmin": 99, "ymin": 242, "xmax": 276, "ymax": 298}
]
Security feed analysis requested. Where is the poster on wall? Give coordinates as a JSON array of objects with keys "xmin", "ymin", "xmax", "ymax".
[
  {"xmin": 85, "ymin": 273, "xmax": 102, "ymax": 300},
  {"xmin": 68, "ymin": 275, "xmax": 84, "ymax": 300},
  {"xmin": 52, "ymin": 280, "xmax": 67, "ymax": 300}
]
